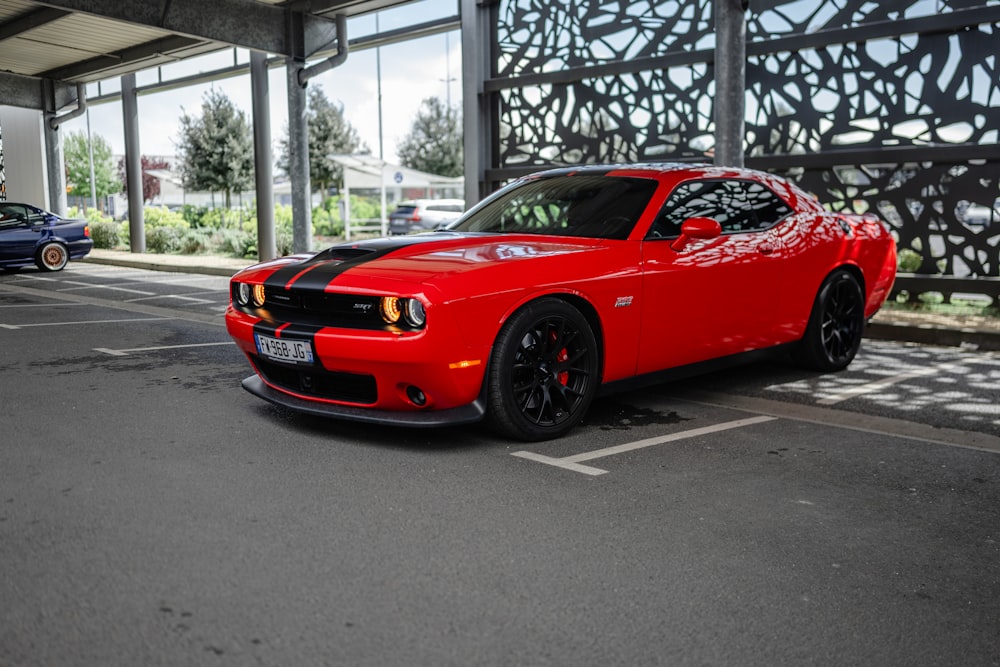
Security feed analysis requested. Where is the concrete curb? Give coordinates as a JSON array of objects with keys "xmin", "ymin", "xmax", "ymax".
[
  {"xmin": 83, "ymin": 251, "xmax": 250, "ymax": 278},
  {"xmin": 865, "ymin": 321, "xmax": 1000, "ymax": 351}
]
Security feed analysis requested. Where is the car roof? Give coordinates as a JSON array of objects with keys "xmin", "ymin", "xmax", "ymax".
[{"xmin": 512, "ymin": 163, "xmax": 822, "ymax": 212}]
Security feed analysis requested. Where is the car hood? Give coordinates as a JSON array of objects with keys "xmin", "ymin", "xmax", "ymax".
[{"xmin": 240, "ymin": 232, "xmax": 616, "ymax": 295}]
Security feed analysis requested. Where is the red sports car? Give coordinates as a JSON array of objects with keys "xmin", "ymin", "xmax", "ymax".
[{"xmin": 226, "ymin": 164, "xmax": 897, "ymax": 440}]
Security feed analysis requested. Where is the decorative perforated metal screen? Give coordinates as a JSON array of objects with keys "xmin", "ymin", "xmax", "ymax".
[{"xmin": 492, "ymin": 0, "xmax": 1000, "ymax": 276}]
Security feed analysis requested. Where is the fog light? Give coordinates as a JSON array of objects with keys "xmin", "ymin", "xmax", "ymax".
[{"xmin": 406, "ymin": 385, "xmax": 427, "ymax": 406}]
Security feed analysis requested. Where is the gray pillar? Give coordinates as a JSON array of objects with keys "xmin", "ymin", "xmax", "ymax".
[
  {"xmin": 286, "ymin": 58, "xmax": 312, "ymax": 254},
  {"xmin": 461, "ymin": 0, "xmax": 492, "ymax": 205},
  {"xmin": 42, "ymin": 82, "xmax": 67, "ymax": 216},
  {"xmin": 251, "ymin": 52, "xmax": 276, "ymax": 261},
  {"xmin": 122, "ymin": 73, "xmax": 145, "ymax": 253},
  {"xmin": 713, "ymin": 0, "xmax": 747, "ymax": 168}
]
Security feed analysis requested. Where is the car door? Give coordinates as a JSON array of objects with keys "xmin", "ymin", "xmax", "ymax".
[
  {"xmin": 0, "ymin": 204, "xmax": 40, "ymax": 262},
  {"xmin": 637, "ymin": 178, "xmax": 792, "ymax": 373}
]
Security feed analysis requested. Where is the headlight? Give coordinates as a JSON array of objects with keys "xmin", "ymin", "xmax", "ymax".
[
  {"xmin": 235, "ymin": 282, "xmax": 251, "ymax": 306},
  {"xmin": 252, "ymin": 284, "xmax": 266, "ymax": 307},
  {"xmin": 234, "ymin": 282, "xmax": 265, "ymax": 308},
  {"xmin": 404, "ymin": 299, "xmax": 426, "ymax": 328},
  {"xmin": 380, "ymin": 296, "xmax": 402, "ymax": 324},
  {"xmin": 380, "ymin": 296, "xmax": 426, "ymax": 328}
]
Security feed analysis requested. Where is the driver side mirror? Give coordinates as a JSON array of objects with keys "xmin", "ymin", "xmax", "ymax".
[{"xmin": 671, "ymin": 216, "xmax": 722, "ymax": 251}]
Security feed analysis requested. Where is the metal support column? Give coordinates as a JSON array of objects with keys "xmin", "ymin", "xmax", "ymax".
[
  {"xmin": 461, "ymin": 0, "xmax": 492, "ymax": 204},
  {"xmin": 251, "ymin": 51, "xmax": 276, "ymax": 261},
  {"xmin": 122, "ymin": 73, "xmax": 145, "ymax": 252},
  {"xmin": 714, "ymin": 0, "xmax": 748, "ymax": 168},
  {"xmin": 286, "ymin": 58, "xmax": 312, "ymax": 254},
  {"xmin": 42, "ymin": 81, "xmax": 67, "ymax": 216}
]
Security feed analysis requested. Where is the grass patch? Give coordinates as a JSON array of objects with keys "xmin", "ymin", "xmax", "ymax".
[{"xmin": 886, "ymin": 294, "xmax": 999, "ymax": 318}]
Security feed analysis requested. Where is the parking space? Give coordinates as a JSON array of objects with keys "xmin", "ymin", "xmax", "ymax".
[{"xmin": 2, "ymin": 263, "xmax": 999, "ymax": 665}]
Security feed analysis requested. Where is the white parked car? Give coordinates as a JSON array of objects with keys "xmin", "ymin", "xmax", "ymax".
[{"xmin": 388, "ymin": 199, "xmax": 465, "ymax": 234}]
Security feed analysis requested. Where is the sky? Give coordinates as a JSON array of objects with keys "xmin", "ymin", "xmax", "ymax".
[{"xmin": 61, "ymin": 0, "xmax": 462, "ymax": 168}]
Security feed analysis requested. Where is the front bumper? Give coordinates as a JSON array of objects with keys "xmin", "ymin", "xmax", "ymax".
[{"xmin": 242, "ymin": 375, "xmax": 486, "ymax": 427}]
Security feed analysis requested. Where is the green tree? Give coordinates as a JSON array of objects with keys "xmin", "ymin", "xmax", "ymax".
[
  {"xmin": 397, "ymin": 97, "xmax": 463, "ymax": 177},
  {"xmin": 175, "ymin": 89, "xmax": 253, "ymax": 215},
  {"xmin": 117, "ymin": 155, "xmax": 171, "ymax": 204},
  {"xmin": 278, "ymin": 85, "xmax": 366, "ymax": 195},
  {"xmin": 64, "ymin": 131, "xmax": 121, "ymax": 207}
]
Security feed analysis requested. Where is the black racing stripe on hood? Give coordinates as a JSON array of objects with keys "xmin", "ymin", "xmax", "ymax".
[{"xmin": 263, "ymin": 235, "xmax": 455, "ymax": 291}]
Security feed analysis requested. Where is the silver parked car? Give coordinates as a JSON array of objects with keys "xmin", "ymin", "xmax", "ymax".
[{"xmin": 388, "ymin": 199, "xmax": 465, "ymax": 234}]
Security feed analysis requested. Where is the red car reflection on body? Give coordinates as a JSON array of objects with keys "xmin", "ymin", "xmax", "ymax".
[{"xmin": 226, "ymin": 164, "xmax": 897, "ymax": 440}]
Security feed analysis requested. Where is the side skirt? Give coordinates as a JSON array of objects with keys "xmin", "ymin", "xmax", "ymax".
[{"xmin": 597, "ymin": 343, "xmax": 797, "ymax": 397}]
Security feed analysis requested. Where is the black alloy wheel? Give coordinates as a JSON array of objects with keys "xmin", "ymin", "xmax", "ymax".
[
  {"xmin": 487, "ymin": 298, "xmax": 599, "ymax": 441},
  {"xmin": 794, "ymin": 269, "xmax": 864, "ymax": 372}
]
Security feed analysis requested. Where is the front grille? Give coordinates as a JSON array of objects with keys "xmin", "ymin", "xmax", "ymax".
[
  {"xmin": 262, "ymin": 288, "xmax": 382, "ymax": 327},
  {"xmin": 253, "ymin": 356, "xmax": 378, "ymax": 404}
]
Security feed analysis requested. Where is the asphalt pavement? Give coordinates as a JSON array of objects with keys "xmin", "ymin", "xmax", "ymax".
[{"xmin": 3, "ymin": 256, "xmax": 998, "ymax": 666}]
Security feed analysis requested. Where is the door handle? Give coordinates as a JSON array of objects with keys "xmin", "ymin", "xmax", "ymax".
[{"xmin": 757, "ymin": 243, "xmax": 775, "ymax": 255}]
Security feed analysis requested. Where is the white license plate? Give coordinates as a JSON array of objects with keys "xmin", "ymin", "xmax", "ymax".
[{"xmin": 254, "ymin": 333, "xmax": 314, "ymax": 365}]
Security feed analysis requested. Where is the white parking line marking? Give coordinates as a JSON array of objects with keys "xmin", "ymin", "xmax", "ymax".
[
  {"xmin": 0, "ymin": 303, "xmax": 88, "ymax": 308},
  {"xmin": 124, "ymin": 294, "xmax": 215, "ymax": 305},
  {"xmin": 94, "ymin": 341, "xmax": 235, "ymax": 356},
  {"xmin": 0, "ymin": 317, "xmax": 170, "ymax": 330},
  {"xmin": 56, "ymin": 281, "xmax": 156, "ymax": 295},
  {"xmin": 511, "ymin": 415, "xmax": 777, "ymax": 475},
  {"xmin": 813, "ymin": 359, "xmax": 970, "ymax": 406}
]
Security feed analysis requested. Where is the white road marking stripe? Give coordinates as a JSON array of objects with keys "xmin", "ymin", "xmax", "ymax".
[
  {"xmin": 94, "ymin": 341, "xmax": 235, "ymax": 356},
  {"xmin": 0, "ymin": 303, "xmax": 88, "ymax": 308},
  {"xmin": 511, "ymin": 415, "xmax": 778, "ymax": 475},
  {"xmin": 0, "ymin": 317, "xmax": 170, "ymax": 329},
  {"xmin": 815, "ymin": 359, "xmax": 970, "ymax": 406},
  {"xmin": 124, "ymin": 294, "xmax": 215, "ymax": 305},
  {"xmin": 58, "ymin": 283, "xmax": 156, "ymax": 295}
]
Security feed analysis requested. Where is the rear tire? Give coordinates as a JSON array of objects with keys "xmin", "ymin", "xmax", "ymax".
[
  {"xmin": 486, "ymin": 298, "xmax": 599, "ymax": 441},
  {"xmin": 794, "ymin": 269, "xmax": 864, "ymax": 371},
  {"xmin": 35, "ymin": 242, "xmax": 69, "ymax": 272}
]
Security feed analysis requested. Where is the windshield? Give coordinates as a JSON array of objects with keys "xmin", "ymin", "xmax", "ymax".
[{"xmin": 450, "ymin": 175, "xmax": 658, "ymax": 240}]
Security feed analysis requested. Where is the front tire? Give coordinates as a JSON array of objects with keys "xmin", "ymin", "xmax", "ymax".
[
  {"xmin": 35, "ymin": 242, "xmax": 69, "ymax": 272},
  {"xmin": 794, "ymin": 269, "xmax": 864, "ymax": 371},
  {"xmin": 486, "ymin": 298, "xmax": 599, "ymax": 441}
]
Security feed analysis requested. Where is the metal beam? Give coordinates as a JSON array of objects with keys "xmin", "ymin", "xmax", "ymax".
[
  {"xmin": 42, "ymin": 82, "xmax": 67, "ymax": 215},
  {"xmin": 122, "ymin": 73, "xmax": 146, "ymax": 253},
  {"xmin": 0, "ymin": 72, "xmax": 77, "ymax": 111},
  {"xmin": 286, "ymin": 58, "xmax": 312, "ymax": 254},
  {"xmin": 461, "ymin": 0, "xmax": 493, "ymax": 204},
  {"xmin": 34, "ymin": 0, "xmax": 339, "ymax": 57},
  {"xmin": 38, "ymin": 34, "xmax": 206, "ymax": 82},
  {"xmin": 250, "ymin": 51, "xmax": 276, "ymax": 261},
  {"xmin": 0, "ymin": 7, "xmax": 69, "ymax": 41},
  {"xmin": 714, "ymin": 0, "xmax": 747, "ymax": 168}
]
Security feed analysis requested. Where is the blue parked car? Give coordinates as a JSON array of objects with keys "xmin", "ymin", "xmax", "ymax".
[{"xmin": 0, "ymin": 202, "xmax": 93, "ymax": 272}]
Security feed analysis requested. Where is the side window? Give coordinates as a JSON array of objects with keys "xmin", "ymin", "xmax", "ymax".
[
  {"xmin": 647, "ymin": 180, "xmax": 731, "ymax": 238},
  {"xmin": 648, "ymin": 179, "xmax": 793, "ymax": 238},
  {"xmin": 722, "ymin": 181, "xmax": 793, "ymax": 233},
  {"xmin": 0, "ymin": 204, "xmax": 28, "ymax": 229}
]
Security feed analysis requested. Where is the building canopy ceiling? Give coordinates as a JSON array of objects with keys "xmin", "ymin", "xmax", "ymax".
[{"xmin": 0, "ymin": 0, "xmax": 410, "ymax": 110}]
